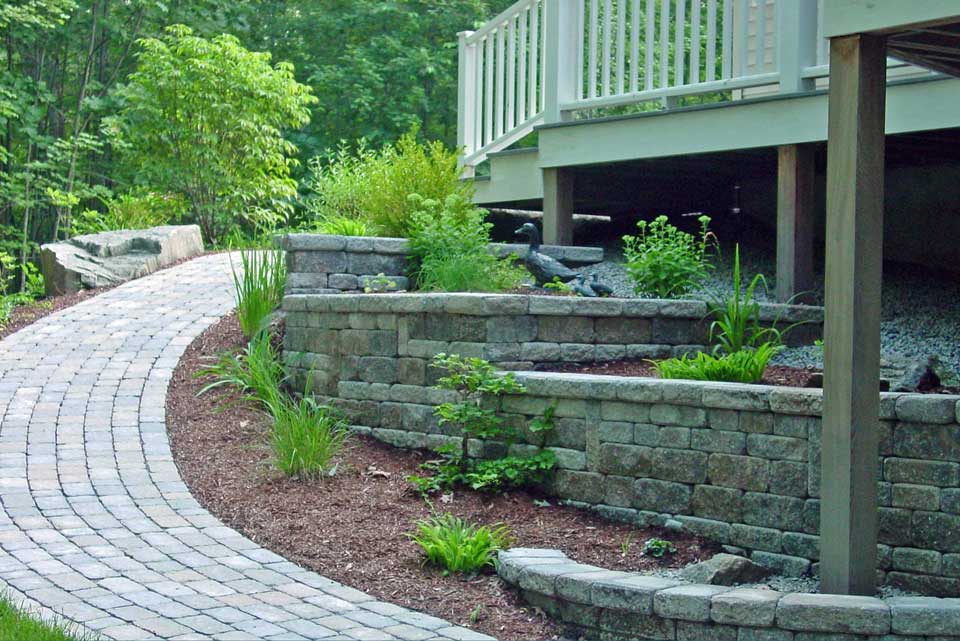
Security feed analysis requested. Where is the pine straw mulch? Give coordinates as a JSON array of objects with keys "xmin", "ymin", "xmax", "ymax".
[{"xmin": 166, "ymin": 313, "xmax": 719, "ymax": 641}]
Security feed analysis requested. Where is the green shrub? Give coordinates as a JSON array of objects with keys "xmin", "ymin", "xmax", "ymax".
[
  {"xmin": 407, "ymin": 354, "xmax": 557, "ymax": 495},
  {"xmin": 407, "ymin": 194, "xmax": 526, "ymax": 292},
  {"xmin": 622, "ymin": 215, "xmax": 714, "ymax": 298},
  {"xmin": 652, "ymin": 344, "xmax": 781, "ymax": 384},
  {"xmin": 641, "ymin": 537, "xmax": 677, "ymax": 558},
  {"xmin": 409, "ymin": 513, "xmax": 511, "ymax": 575},
  {"xmin": 306, "ymin": 131, "xmax": 470, "ymax": 237},
  {"xmin": 197, "ymin": 331, "xmax": 285, "ymax": 411},
  {"xmin": 269, "ymin": 390, "xmax": 349, "ymax": 480},
  {"xmin": 231, "ymin": 248, "xmax": 287, "ymax": 338},
  {"xmin": 708, "ymin": 245, "xmax": 783, "ymax": 355}
]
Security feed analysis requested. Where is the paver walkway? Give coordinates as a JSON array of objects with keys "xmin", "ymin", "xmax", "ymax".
[{"xmin": 0, "ymin": 254, "xmax": 489, "ymax": 641}]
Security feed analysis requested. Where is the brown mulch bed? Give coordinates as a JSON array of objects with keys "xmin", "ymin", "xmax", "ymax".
[{"xmin": 167, "ymin": 314, "xmax": 720, "ymax": 640}]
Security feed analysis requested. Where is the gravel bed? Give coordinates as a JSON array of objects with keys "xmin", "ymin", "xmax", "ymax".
[{"xmin": 580, "ymin": 241, "xmax": 960, "ymax": 381}]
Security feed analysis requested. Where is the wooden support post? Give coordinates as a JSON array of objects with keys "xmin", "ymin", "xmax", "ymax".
[
  {"xmin": 821, "ymin": 33, "xmax": 887, "ymax": 596},
  {"xmin": 776, "ymin": 144, "xmax": 815, "ymax": 303},
  {"xmin": 542, "ymin": 167, "xmax": 574, "ymax": 245}
]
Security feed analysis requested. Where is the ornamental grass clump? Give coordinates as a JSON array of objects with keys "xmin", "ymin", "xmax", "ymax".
[
  {"xmin": 231, "ymin": 248, "xmax": 286, "ymax": 338},
  {"xmin": 198, "ymin": 330, "xmax": 285, "ymax": 410},
  {"xmin": 623, "ymin": 214, "xmax": 715, "ymax": 298},
  {"xmin": 268, "ymin": 391, "xmax": 349, "ymax": 480},
  {"xmin": 410, "ymin": 513, "xmax": 512, "ymax": 575}
]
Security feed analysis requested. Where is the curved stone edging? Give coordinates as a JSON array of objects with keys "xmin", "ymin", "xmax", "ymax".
[
  {"xmin": 498, "ymin": 548, "xmax": 960, "ymax": 640},
  {"xmin": 0, "ymin": 254, "xmax": 490, "ymax": 641}
]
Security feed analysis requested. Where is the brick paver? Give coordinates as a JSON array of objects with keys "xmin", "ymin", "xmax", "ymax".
[{"xmin": 0, "ymin": 254, "xmax": 492, "ymax": 641}]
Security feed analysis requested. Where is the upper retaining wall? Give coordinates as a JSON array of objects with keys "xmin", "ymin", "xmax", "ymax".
[{"xmin": 280, "ymin": 233, "xmax": 604, "ymax": 295}]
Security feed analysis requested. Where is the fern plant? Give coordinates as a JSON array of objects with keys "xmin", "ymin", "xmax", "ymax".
[{"xmin": 653, "ymin": 344, "xmax": 781, "ymax": 384}]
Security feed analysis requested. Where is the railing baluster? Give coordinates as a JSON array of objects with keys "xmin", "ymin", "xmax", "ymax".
[
  {"xmin": 602, "ymin": 0, "xmax": 612, "ymax": 97},
  {"xmin": 540, "ymin": 0, "xmax": 546, "ymax": 112},
  {"xmin": 674, "ymin": 0, "xmax": 686, "ymax": 86},
  {"xmin": 630, "ymin": 0, "xmax": 640, "ymax": 93},
  {"xmin": 496, "ymin": 27, "xmax": 505, "ymax": 138},
  {"xmin": 589, "ymin": 0, "xmax": 599, "ymax": 99},
  {"xmin": 576, "ymin": 0, "xmax": 585, "ymax": 99},
  {"xmin": 706, "ymin": 0, "xmax": 717, "ymax": 81},
  {"xmin": 660, "ymin": 0, "xmax": 670, "ymax": 88},
  {"xmin": 475, "ymin": 39, "xmax": 484, "ymax": 148},
  {"xmin": 645, "ymin": 0, "xmax": 655, "ymax": 90},
  {"xmin": 616, "ymin": 0, "xmax": 626, "ymax": 95},
  {"xmin": 755, "ymin": 0, "xmax": 766, "ymax": 73},
  {"xmin": 722, "ymin": 0, "xmax": 733, "ymax": 78},
  {"xmin": 485, "ymin": 35, "xmax": 494, "ymax": 144},
  {"xmin": 507, "ymin": 17, "xmax": 516, "ymax": 132},
  {"xmin": 736, "ymin": 0, "xmax": 749, "ymax": 77},
  {"xmin": 690, "ymin": 0, "xmax": 701, "ymax": 84},
  {"xmin": 518, "ymin": 8, "xmax": 528, "ymax": 121},
  {"xmin": 529, "ymin": 3, "xmax": 539, "ymax": 119}
]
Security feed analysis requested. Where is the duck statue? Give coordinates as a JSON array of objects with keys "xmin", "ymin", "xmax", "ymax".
[{"xmin": 514, "ymin": 223, "xmax": 578, "ymax": 286}]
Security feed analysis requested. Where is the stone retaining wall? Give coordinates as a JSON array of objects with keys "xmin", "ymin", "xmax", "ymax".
[
  {"xmin": 281, "ymin": 233, "xmax": 605, "ymax": 295},
  {"xmin": 499, "ymin": 548, "xmax": 960, "ymax": 640}
]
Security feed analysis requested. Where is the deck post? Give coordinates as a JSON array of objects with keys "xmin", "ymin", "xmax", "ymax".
[
  {"xmin": 776, "ymin": 144, "xmax": 815, "ymax": 302},
  {"xmin": 820, "ymin": 33, "xmax": 887, "ymax": 596},
  {"xmin": 777, "ymin": 0, "xmax": 818, "ymax": 93},
  {"xmin": 542, "ymin": 167, "xmax": 574, "ymax": 245},
  {"xmin": 457, "ymin": 31, "xmax": 477, "ymax": 178},
  {"xmin": 543, "ymin": 0, "xmax": 579, "ymax": 123}
]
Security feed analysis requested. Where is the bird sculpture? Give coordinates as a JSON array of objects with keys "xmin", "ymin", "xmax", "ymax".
[
  {"xmin": 514, "ymin": 223, "xmax": 578, "ymax": 286},
  {"xmin": 571, "ymin": 274, "xmax": 597, "ymax": 297},
  {"xmin": 590, "ymin": 273, "xmax": 615, "ymax": 297}
]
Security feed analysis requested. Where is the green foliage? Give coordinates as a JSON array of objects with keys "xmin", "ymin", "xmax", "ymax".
[
  {"xmin": 408, "ymin": 354, "xmax": 557, "ymax": 495},
  {"xmin": 231, "ymin": 249, "xmax": 287, "ymax": 339},
  {"xmin": 641, "ymin": 537, "xmax": 677, "ymax": 558},
  {"xmin": 543, "ymin": 277, "xmax": 574, "ymax": 295},
  {"xmin": 268, "ymin": 389, "xmax": 350, "ymax": 480},
  {"xmin": 71, "ymin": 191, "xmax": 186, "ymax": 236},
  {"xmin": 113, "ymin": 25, "xmax": 317, "ymax": 244},
  {"xmin": 197, "ymin": 331, "xmax": 286, "ymax": 411},
  {"xmin": 407, "ymin": 194, "xmax": 526, "ymax": 292},
  {"xmin": 0, "ymin": 253, "xmax": 44, "ymax": 325},
  {"xmin": 409, "ymin": 513, "xmax": 511, "ymax": 575},
  {"xmin": 653, "ymin": 344, "xmax": 782, "ymax": 384},
  {"xmin": 708, "ymin": 245, "xmax": 783, "ymax": 355},
  {"xmin": 315, "ymin": 214, "xmax": 373, "ymax": 237},
  {"xmin": 306, "ymin": 132, "xmax": 470, "ymax": 238},
  {"xmin": 0, "ymin": 591, "xmax": 85, "ymax": 641},
  {"xmin": 363, "ymin": 273, "xmax": 398, "ymax": 293},
  {"xmin": 622, "ymin": 215, "xmax": 715, "ymax": 298}
]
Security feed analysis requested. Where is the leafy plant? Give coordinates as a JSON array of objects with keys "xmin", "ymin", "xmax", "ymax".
[
  {"xmin": 231, "ymin": 249, "xmax": 287, "ymax": 338},
  {"xmin": 268, "ymin": 390, "xmax": 350, "ymax": 480},
  {"xmin": 708, "ymin": 245, "xmax": 784, "ymax": 355},
  {"xmin": 409, "ymin": 513, "xmax": 511, "ymax": 575},
  {"xmin": 71, "ymin": 191, "xmax": 186, "ymax": 236},
  {"xmin": 652, "ymin": 344, "xmax": 782, "ymax": 384},
  {"xmin": 407, "ymin": 354, "xmax": 557, "ymax": 495},
  {"xmin": 641, "ymin": 537, "xmax": 677, "ymax": 558},
  {"xmin": 197, "ymin": 330, "xmax": 285, "ymax": 411},
  {"xmin": 622, "ymin": 215, "xmax": 715, "ymax": 298},
  {"xmin": 407, "ymin": 194, "xmax": 526, "ymax": 292},
  {"xmin": 316, "ymin": 214, "xmax": 373, "ymax": 237},
  {"xmin": 543, "ymin": 277, "xmax": 574, "ymax": 294},
  {"xmin": 363, "ymin": 273, "xmax": 397, "ymax": 293},
  {"xmin": 306, "ymin": 132, "xmax": 471, "ymax": 238}
]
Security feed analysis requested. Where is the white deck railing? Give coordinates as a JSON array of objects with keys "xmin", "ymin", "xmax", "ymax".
[{"xmin": 457, "ymin": 0, "xmax": 935, "ymax": 172}]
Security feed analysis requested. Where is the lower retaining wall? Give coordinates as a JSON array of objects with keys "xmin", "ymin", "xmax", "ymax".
[
  {"xmin": 281, "ymin": 291, "xmax": 960, "ymax": 595},
  {"xmin": 499, "ymin": 548, "xmax": 960, "ymax": 640}
]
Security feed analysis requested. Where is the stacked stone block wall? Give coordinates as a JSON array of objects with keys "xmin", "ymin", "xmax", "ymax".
[
  {"xmin": 498, "ymin": 548, "xmax": 960, "ymax": 640},
  {"xmin": 281, "ymin": 292, "xmax": 960, "ymax": 593}
]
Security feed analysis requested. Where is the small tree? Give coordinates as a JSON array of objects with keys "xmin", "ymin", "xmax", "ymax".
[{"xmin": 112, "ymin": 25, "xmax": 317, "ymax": 243}]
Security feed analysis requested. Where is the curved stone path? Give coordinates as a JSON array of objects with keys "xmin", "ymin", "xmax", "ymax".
[{"xmin": 0, "ymin": 254, "xmax": 489, "ymax": 641}]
